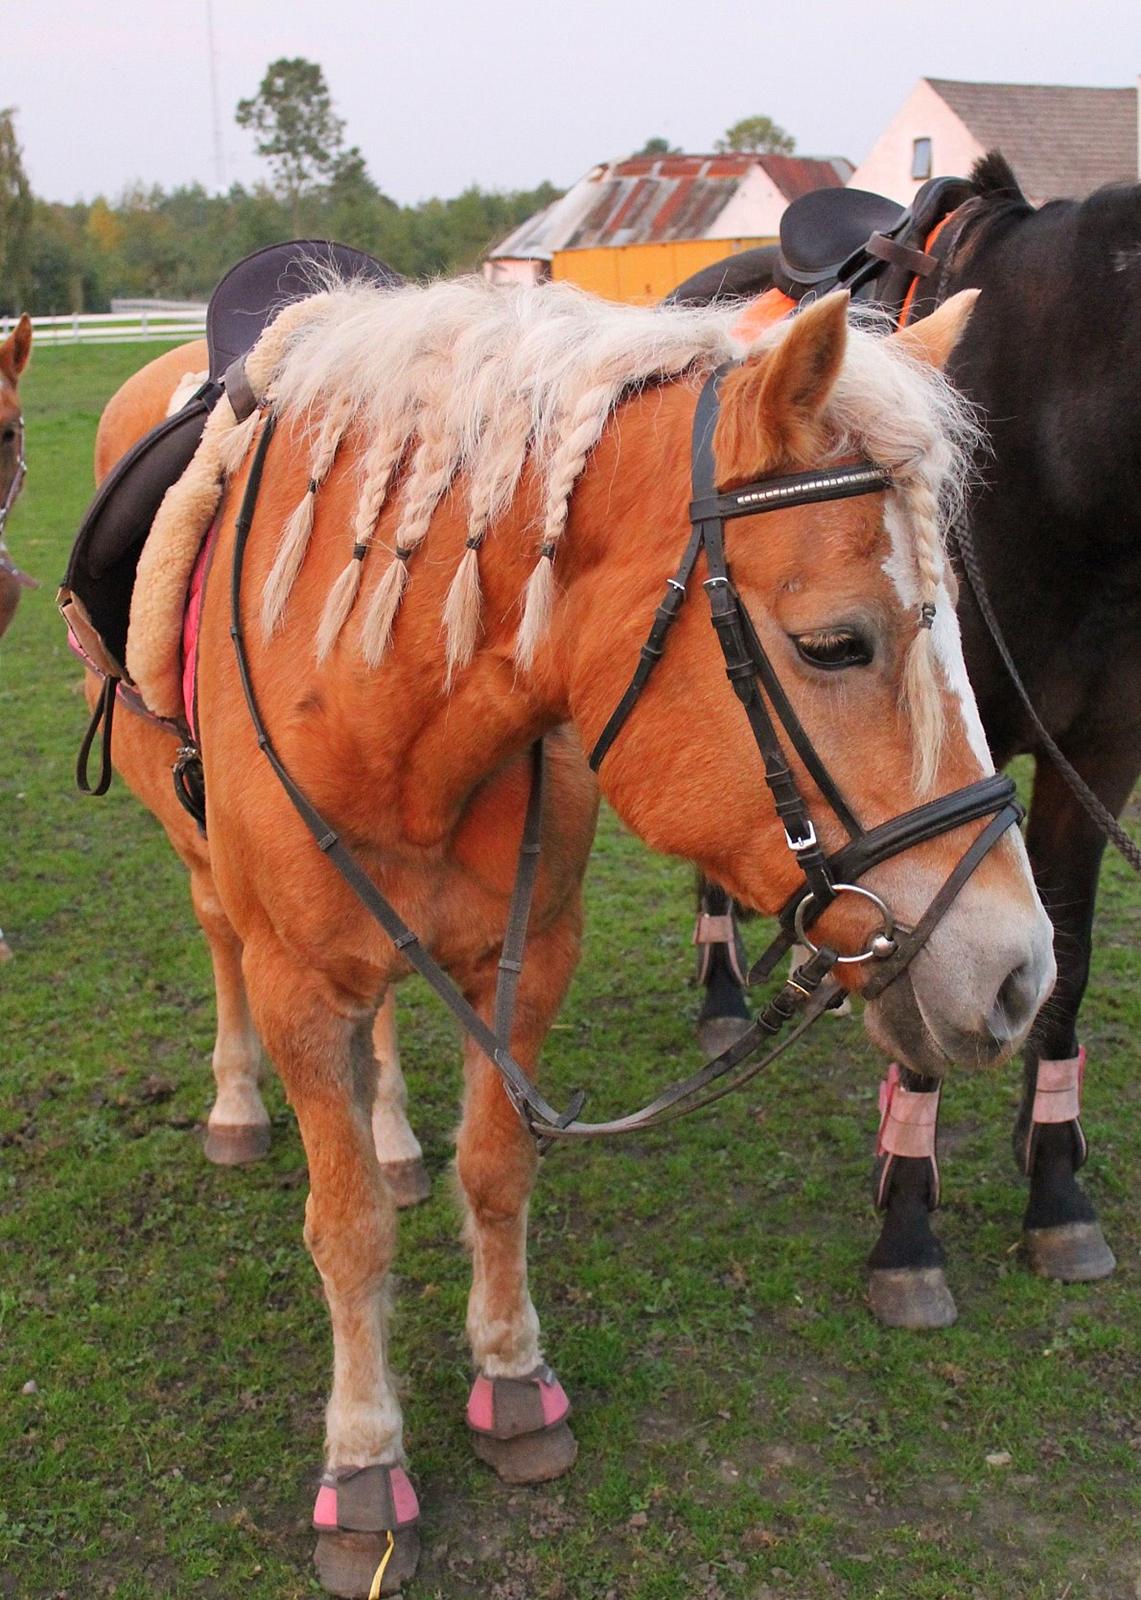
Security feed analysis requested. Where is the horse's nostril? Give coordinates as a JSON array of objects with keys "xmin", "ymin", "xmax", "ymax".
[{"xmin": 989, "ymin": 961, "xmax": 1041, "ymax": 1041}]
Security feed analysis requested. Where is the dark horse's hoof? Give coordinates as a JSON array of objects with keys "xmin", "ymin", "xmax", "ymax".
[
  {"xmin": 1023, "ymin": 1220, "xmax": 1116, "ymax": 1282},
  {"xmin": 202, "ymin": 1121, "xmax": 271, "ymax": 1165},
  {"xmin": 314, "ymin": 1527, "xmax": 420, "ymax": 1597},
  {"xmin": 696, "ymin": 1014, "xmax": 754, "ymax": 1060},
  {"xmin": 868, "ymin": 1266, "xmax": 957, "ymax": 1329}
]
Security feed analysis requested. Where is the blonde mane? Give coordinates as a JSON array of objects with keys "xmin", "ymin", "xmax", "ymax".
[{"xmin": 216, "ymin": 279, "xmax": 980, "ymax": 765}]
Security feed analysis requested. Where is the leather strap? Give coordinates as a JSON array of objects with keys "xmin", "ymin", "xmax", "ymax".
[
  {"xmin": 223, "ymin": 356, "xmax": 258, "ymax": 424},
  {"xmin": 76, "ymin": 673, "xmax": 118, "ymax": 796},
  {"xmin": 229, "ymin": 415, "xmax": 844, "ymax": 1143},
  {"xmin": 865, "ymin": 232, "xmax": 938, "ymax": 278}
]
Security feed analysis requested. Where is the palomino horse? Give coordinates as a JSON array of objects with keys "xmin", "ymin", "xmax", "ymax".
[
  {"xmin": 0, "ymin": 314, "xmax": 32, "ymax": 641},
  {"xmin": 676, "ymin": 152, "xmax": 1140, "ymax": 1325},
  {"xmin": 107, "ymin": 280, "xmax": 1052, "ymax": 1595},
  {"xmin": 86, "ymin": 340, "xmax": 431, "ymax": 1204}
]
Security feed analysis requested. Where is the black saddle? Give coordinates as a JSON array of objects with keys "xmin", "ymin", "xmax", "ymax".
[
  {"xmin": 670, "ymin": 176, "xmax": 975, "ymax": 319},
  {"xmin": 61, "ymin": 240, "xmax": 402, "ymax": 679}
]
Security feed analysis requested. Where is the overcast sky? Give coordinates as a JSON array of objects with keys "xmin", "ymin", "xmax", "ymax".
[{"xmin": 3, "ymin": 1, "xmax": 1137, "ymax": 206}]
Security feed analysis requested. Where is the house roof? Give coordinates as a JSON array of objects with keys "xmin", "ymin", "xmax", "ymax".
[
  {"xmin": 489, "ymin": 152, "xmax": 851, "ymax": 261},
  {"xmin": 926, "ymin": 78, "xmax": 1138, "ymax": 200}
]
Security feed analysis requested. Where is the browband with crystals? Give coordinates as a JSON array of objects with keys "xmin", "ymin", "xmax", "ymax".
[{"xmin": 689, "ymin": 461, "xmax": 892, "ymax": 524}]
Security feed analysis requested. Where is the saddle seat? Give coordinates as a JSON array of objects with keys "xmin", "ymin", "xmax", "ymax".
[
  {"xmin": 60, "ymin": 241, "xmax": 402, "ymax": 683},
  {"xmin": 773, "ymin": 176, "xmax": 976, "ymax": 312},
  {"xmin": 667, "ymin": 175, "xmax": 977, "ymax": 330}
]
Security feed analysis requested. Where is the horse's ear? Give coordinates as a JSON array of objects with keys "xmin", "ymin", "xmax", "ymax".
[
  {"xmin": 893, "ymin": 289, "xmax": 979, "ymax": 370},
  {"xmin": 714, "ymin": 291, "xmax": 849, "ymax": 486},
  {"xmin": 0, "ymin": 314, "xmax": 32, "ymax": 383}
]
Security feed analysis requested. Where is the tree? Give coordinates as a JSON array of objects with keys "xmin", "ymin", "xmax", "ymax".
[
  {"xmin": 634, "ymin": 136, "xmax": 679, "ymax": 156},
  {"xmin": 236, "ymin": 58, "xmax": 348, "ymax": 233},
  {"xmin": 0, "ymin": 109, "xmax": 33, "ymax": 312},
  {"xmin": 714, "ymin": 116, "xmax": 796, "ymax": 156}
]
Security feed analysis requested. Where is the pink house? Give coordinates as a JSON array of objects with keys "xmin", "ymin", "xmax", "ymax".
[{"xmin": 850, "ymin": 77, "xmax": 1141, "ymax": 205}]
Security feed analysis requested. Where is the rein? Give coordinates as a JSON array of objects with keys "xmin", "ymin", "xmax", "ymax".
[{"xmin": 223, "ymin": 367, "xmax": 1020, "ymax": 1146}]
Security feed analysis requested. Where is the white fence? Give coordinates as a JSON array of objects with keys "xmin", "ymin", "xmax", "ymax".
[{"xmin": 2, "ymin": 307, "xmax": 208, "ymax": 347}]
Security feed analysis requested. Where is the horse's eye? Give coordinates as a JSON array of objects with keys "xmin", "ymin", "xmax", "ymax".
[
  {"xmin": 1, "ymin": 427, "xmax": 15, "ymax": 444},
  {"xmin": 792, "ymin": 628, "xmax": 873, "ymax": 670}
]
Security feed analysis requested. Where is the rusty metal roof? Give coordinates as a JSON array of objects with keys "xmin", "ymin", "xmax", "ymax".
[{"xmin": 489, "ymin": 152, "xmax": 850, "ymax": 260}]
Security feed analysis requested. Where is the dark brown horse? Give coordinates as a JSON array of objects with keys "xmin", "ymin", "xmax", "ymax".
[
  {"xmin": 0, "ymin": 314, "xmax": 32, "ymax": 642},
  {"xmin": 675, "ymin": 153, "xmax": 1140, "ymax": 1326}
]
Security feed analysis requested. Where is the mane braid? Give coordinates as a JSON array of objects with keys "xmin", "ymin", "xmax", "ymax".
[{"xmin": 241, "ymin": 278, "xmax": 975, "ymax": 716}]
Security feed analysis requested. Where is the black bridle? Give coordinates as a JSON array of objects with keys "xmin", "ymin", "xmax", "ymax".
[
  {"xmin": 590, "ymin": 370, "xmax": 1022, "ymax": 1001},
  {"xmin": 224, "ymin": 368, "xmax": 1021, "ymax": 1145}
]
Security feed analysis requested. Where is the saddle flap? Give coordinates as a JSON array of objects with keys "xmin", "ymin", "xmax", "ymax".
[{"xmin": 60, "ymin": 397, "xmax": 212, "ymax": 675}]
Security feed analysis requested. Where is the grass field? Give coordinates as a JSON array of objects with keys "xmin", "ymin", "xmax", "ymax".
[{"xmin": 1, "ymin": 343, "xmax": 1138, "ymax": 1600}]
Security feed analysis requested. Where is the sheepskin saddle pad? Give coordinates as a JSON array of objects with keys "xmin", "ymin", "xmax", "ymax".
[{"xmin": 59, "ymin": 240, "xmax": 401, "ymax": 689}]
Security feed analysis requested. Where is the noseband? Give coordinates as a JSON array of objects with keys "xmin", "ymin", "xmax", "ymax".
[
  {"xmin": 589, "ymin": 369, "xmax": 1022, "ymax": 1001},
  {"xmin": 220, "ymin": 361, "xmax": 1021, "ymax": 1145}
]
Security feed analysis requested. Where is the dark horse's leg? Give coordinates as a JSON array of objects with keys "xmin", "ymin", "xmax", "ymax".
[
  {"xmin": 1012, "ymin": 752, "xmax": 1133, "ymax": 1281},
  {"xmin": 693, "ymin": 876, "xmax": 752, "ymax": 1057},
  {"xmin": 867, "ymin": 1066, "xmax": 957, "ymax": 1328}
]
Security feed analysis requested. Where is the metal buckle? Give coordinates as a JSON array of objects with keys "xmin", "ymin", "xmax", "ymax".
[
  {"xmin": 784, "ymin": 820, "xmax": 817, "ymax": 854},
  {"xmin": 793, "ymin": 882, "xmax": 897, "ymax": 965}
]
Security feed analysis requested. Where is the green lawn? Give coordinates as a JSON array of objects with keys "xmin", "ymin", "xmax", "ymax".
[{"xmin": 1, "ymin": 344, "xmax": 1138, "ymax": 1600}]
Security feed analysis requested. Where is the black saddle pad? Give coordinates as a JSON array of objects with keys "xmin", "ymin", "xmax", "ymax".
[
  {"xmin": 665, "ymin": 244, "xmax": 780, "ymax": 306},
  {"xmin": 62, "ymin": 240, "xmax": 402, "ymax": 677}
]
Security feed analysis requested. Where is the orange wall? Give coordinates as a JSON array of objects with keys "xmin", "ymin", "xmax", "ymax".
[{"xmin": 552, "ymin": 238, "xmax": 772, "ymax": 304}]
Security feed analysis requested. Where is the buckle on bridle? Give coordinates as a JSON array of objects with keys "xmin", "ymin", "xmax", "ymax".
[{"xmin": 783, "ymin": 820, "xmax": 818, "ymax": 853}]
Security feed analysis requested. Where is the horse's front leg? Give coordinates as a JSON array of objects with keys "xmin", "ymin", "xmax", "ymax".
[
  {"xmin": 866, "ymin": 1065, "xmax": 957, "ymax": 1328},
  {"xmin": 456, "ymin": 911, "xmax": 581, "ymax": 1486},
  {"xmin": 244, "ymin": 941, "xmax": 419, "ymax": 1598},
  {"xmin": 1014, "ymin": 753, "xmax": 1129, "ymax": 1282}
]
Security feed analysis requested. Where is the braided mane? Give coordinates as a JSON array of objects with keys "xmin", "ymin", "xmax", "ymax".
[{"xmin": 218, "ymin": 279, "xmax": 979, "ymax": 747}]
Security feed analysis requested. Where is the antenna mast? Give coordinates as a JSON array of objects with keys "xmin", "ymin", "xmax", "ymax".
[{"xmin": 205, "ymin": 0, "xmax": 225, "ymax": 191}]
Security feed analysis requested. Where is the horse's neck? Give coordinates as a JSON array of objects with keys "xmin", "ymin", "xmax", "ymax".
[{"xmin": 395, "ymin": 383, "xmax": 697, "ymax": 844}]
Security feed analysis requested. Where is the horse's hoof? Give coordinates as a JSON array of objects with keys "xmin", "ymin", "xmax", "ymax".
[
  {"xmin": 378, "ymin": 1157, "xmax": 431, "ymax": 1208},
  {"xmin": 868, "ymin": 1266, "xmax": 958, "ymax": 1329},
  {"xmin": 202, "ymin": 1121, "xmax": 271, "ymax": 1166},
  {"xmin": 696, "ymin": 1014, "xmax": 753, "ymax": 1059},
  {"xmin": 314, "ymin": 1527, "xmax": 420, "ymax": 1597},
  {"xmin": 471, "ymin": 1419, "xmax": 578, "ymax": 1484},
  {"xmin": 1023, "ymin": 1221, "xmax": 1116, "ymax": 1282}
]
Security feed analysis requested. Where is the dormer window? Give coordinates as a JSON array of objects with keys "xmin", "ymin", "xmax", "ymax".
[{"xmin": 911, "ymin": 137, "xmax": 933, "ymax": 180}]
